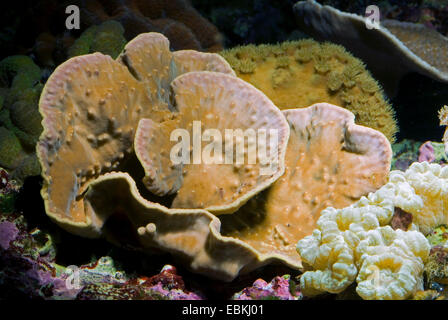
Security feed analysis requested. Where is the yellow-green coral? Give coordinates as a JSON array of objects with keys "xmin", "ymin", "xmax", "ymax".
[
  {"xmin": 220, "ymin": 40, "xmax": 398, "ymax": 142},
  {"xmin": 296, "ymin": 162, "xmax": 444, "ymax": 299},
  {"xmin": 68, "ymin": 21, "xmax": 127, "ymax": 59}
]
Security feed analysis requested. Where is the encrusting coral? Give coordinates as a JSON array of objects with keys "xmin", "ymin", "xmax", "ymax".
[
  {"xmin": 134, "ymin": 72, "xmax": 289, "ymax": 214},
  {"xmin": 296, "ymin": 161, "xmax": 448, "ymax": 299},
  {"xmin": 220, "ymin": 39, "xmax": 398, "ymax": 142},
  {"xmin": 231, "ymin": 275, "xmax": 302, "ymax": 300},
  {"xmin": 37, "ymin": 32, "xmax": 295, "ymax": 281},
  {"xmin": 0, "ymin": 55, "xmax": 44, "ymax": 182},
  {"xmin": 293, "ymin": 0, "xmax": 448, "ymax": 97},
  {"xmin": 37, "ymin": 31, "xmax": 397, "ymax": 280},
  {"xmin": 439, "ymin": 105, "xmax": 448, "ymax": 153},
  {"xmin": 221, "ymin": 103, "xmax": 392, "ymax": 268},
  {"xmin": 37, "ymin": 32, "xmax": 235, "ymax": 238}
]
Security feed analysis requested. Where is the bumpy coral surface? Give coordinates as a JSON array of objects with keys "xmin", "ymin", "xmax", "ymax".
[
  {"xmin": 232, "ymin": 275, "xmax": 302, "ymax": 300},
  {"xmin": 296, "ymin": 162, "xmax": 441, "ymax": 299},
  {"xmin": 439, "ymin": 105, "xmax": 448, "ymax": 153},
  {"xmin": 399, "ymin": 162, "xmax": 448, "ymax": 234},
  {"xmin": 67, "ymin": 21, "xmax": 127, "ymax": 59},
  {"xmin": 425, "ymin": 244, "xmax": 448, "ymax": 285},
  {"xmin": 79, "ymin": 0, "xmax": 223, "ymax": 52},
  {"xmin": 220, "ymin": 39, "xmax": 397, "ymax": 142},
  {"xmin": 37, "ymin": 32, "xmax": 234, "ymax": 238}
]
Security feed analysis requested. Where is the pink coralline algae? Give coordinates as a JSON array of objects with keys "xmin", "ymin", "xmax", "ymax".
[
  {"xmin": 0, "ymin": 221, "xmax": 19, "ymax": 250},
  {"xmin": 232, "ymin": 275, "xmax": 302, "ymax": 300}
]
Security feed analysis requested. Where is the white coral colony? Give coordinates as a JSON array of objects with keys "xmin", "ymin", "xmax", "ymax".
[{"xmin": 296, "ymin": 162, "xmax": 448, "ymax": 299}]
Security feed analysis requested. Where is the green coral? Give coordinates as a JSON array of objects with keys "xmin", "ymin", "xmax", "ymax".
[
  {"xmin": 0, "ymin": 192, "xmax": 16, "ymax": 214},
  {"xmin": 68, "ymin": 21, "xmax": 126, "ymax": 59},
  {"xmin": 0, "ymin": 55, "xmax": 43, "ymax": 183},
  {"xmin": 0, "ymin": 127, "xmax": 22, "ymax": 169}
]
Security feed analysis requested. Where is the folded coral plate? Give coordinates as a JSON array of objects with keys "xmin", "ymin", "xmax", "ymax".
[{"xmin": 293, "ymin": 0, "xmax": 448, "ymax": 96}]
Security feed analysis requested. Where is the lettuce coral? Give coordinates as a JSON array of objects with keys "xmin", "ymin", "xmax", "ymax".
[
  {"xmin": 220, "ymin": 39, "xmax": 397, "ymax": 142},
  {"xmin": 296, "ymin": 162, "xmax": 442, "ymax": 299}
]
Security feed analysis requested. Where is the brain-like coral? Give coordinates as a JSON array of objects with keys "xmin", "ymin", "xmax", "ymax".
[
  {"xmin": 293, "ymin": 0, "xmax": 448, "ymax": 97},
  {"xmin": 220, "ymin": 39, "xmax": 398, "ymax": 142},
  {"xmin": 37, "ymin": 32, "xmax": 235, "ymax": 238},
  {"xmin": 296, "ymin": 162, "xmax": 448, "ymax": 299}
]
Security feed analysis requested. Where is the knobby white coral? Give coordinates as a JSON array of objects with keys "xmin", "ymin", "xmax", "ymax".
[{"xmin": 296, "ymin": 161, "xmax": 446, "ymax": 299}]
